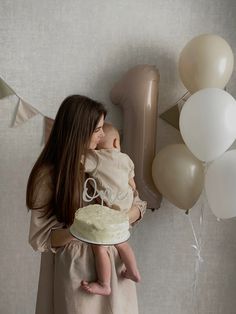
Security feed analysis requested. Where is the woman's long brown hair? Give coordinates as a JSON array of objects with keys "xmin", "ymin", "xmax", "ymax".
[{"xmin": 26, "ymin": 95, "xmax": 107, "ymax": 226}]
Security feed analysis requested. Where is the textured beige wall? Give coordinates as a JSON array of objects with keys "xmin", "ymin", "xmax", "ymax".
[{"xmin": 0, "ymin": 1, "xmax": 236, "ymax": 313}]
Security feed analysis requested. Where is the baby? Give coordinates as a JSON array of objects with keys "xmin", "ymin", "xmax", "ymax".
[{"xmin": 81, "ymin": 123, "xmax": 141, "ymax": 296}]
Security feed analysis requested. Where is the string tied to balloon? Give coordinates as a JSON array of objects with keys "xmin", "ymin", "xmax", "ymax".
[{"xmin": 185, "ymin": 200, "xmax": 204, "ymax": 314}]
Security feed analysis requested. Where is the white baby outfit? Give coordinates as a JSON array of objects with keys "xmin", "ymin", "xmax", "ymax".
[{"xmin": 84, "ymin": 148, "xmax": 134, "ymax": 212}]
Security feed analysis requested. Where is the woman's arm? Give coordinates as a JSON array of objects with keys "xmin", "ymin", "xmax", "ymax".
[
  {"xmin": 28, "ymin": 170, "xmax": 76, "ymax": 252},
  {"xmin": 128, "ymin": 178, "xmax": 147, "ymax": 225},
  {"xmin": 128, "ymin": 188, "xmax": 147, "ymax": 226},
  {"xmin": 128, "ymin": 205, "xmax": 141, "ymax": 225},
  {"xmin": 51, "ymin": 228, "xmax": 75, "ymax": 249}
]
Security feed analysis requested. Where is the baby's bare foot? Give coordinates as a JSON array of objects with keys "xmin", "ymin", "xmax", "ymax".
[
  {"xmin": 81, "ymin": 280, "xmax": 111, "ymax": 296},
  {"xmin": 121, "ymin": 269, "xmax": 141, "ymax": 282}
]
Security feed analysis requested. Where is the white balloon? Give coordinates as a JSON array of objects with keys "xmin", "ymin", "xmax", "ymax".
[
  {"xmin": 179, "ymin": 88, "xmax": 236, "ymax": 162},
  {"xmin": 205, "ymin": 150, "xmax": 236, "ymax": 219}
]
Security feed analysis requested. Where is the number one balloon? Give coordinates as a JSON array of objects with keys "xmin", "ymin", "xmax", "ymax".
[{"xmin": 110, "ymin": 65, "xmax": 162, "ymax": 209}]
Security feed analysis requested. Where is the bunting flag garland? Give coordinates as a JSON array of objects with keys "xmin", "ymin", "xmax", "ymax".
[
  {"xmin": 0, "ymin": 77, "xmax": 15, "ymax": 99},
  {"xmin": 0, "ymin": 76, "xmax": 52, "ymax": 133},
  {"xmin": 160, "ymin": 104, "xmax": 180, "ymax": 130},
  {"xmin": 1, "ymin": 76, "xmax": 191, "ymax": 139},
  {"xmin": 160, "ymin": 91, "xmax": 190, "ymax": 130},
  {"xmin": 1, "ymin": 74, "xmax": 191, "ymax": 132},
  {"xmin": 12, "ymin": 98, "xmax": 41, "ymax": 127}
]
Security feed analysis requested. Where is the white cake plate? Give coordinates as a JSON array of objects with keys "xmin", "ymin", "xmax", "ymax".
[{"xmin": 69, "ymin": 227, "xmax": 130, "ymax": 246}]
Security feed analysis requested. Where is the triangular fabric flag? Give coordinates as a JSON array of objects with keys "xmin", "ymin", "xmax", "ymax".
[
  {"xmin": 160, "ymin": 92, "xmax": 191, "ymax": 130},
  {"xmin": 0, "ymin": 77, "xmax": 15, "ymax": 99},
  {"xmin": 44, "ymin": 116, "xmax": 54, "ymax": 144},
  {"xmin": 160, "ymin": 104, "xmax": 180, "ymax": 130},
  {"xmin": 12, "ymin": 98, "xmax": 40, "ymax": 127}
]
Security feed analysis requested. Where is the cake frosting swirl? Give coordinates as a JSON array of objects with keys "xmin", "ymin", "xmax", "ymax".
[{"xmin": 70, "ymin": 204, "xmax": 130, "ymax": 245}]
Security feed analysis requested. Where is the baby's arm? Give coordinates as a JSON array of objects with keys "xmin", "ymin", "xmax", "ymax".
[
  {"xmin": 128, "ymin": 177, "xmax": 136, "ymax": 191},
  {"xmin": 128, "ymin": 156, "xmax": 135, "ymax": 191}
]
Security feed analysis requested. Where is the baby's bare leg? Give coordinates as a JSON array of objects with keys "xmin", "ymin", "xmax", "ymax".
[
  {"xmin": 115, "ymin": 242, "xmax": 141, "ymax": 282},
  {"xmin": 81, "ymin": 245, "xmax": 111, "ymax": 295}
]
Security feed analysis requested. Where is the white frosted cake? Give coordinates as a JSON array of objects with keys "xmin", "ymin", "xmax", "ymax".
[{"xmin": 70, "ymin": 204, "xmax": 130, "ymax": 245}]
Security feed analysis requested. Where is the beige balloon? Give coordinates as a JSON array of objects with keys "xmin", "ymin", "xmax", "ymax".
[
  {"xmin": 110, "ymin": 65, "xmax": 162, "ymax": 209},
  {"xmin": 152, "ymin": 144, "xmax": 204, "ymax": 210},
  {"xmin": 179, "ymin": 34, "xmax": 234, "ymax": 93}
]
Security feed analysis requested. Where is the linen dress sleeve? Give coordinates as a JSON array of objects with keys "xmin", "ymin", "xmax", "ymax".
[{"xmin": 28, "ymin": 174, "xmax": 65, "ymax": 253}]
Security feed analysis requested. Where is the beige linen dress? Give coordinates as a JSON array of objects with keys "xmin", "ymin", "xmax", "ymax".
[{"xmin": 28, "ymin": 170, "xmax": 146, "ymax": 314}]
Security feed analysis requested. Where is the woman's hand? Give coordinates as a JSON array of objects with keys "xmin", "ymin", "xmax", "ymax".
[
  {"xmin": 128, "ymin": 205, "xmax": 141, "ymax": 225},
  {"xmin": 51, "ymin": 228, "xmax": 76, "ymax": 249}
]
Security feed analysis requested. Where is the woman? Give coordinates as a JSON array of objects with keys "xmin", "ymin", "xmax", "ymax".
[{"xmin": 26, "ymin": 95, "xmax": 146, "ymax": 314}]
